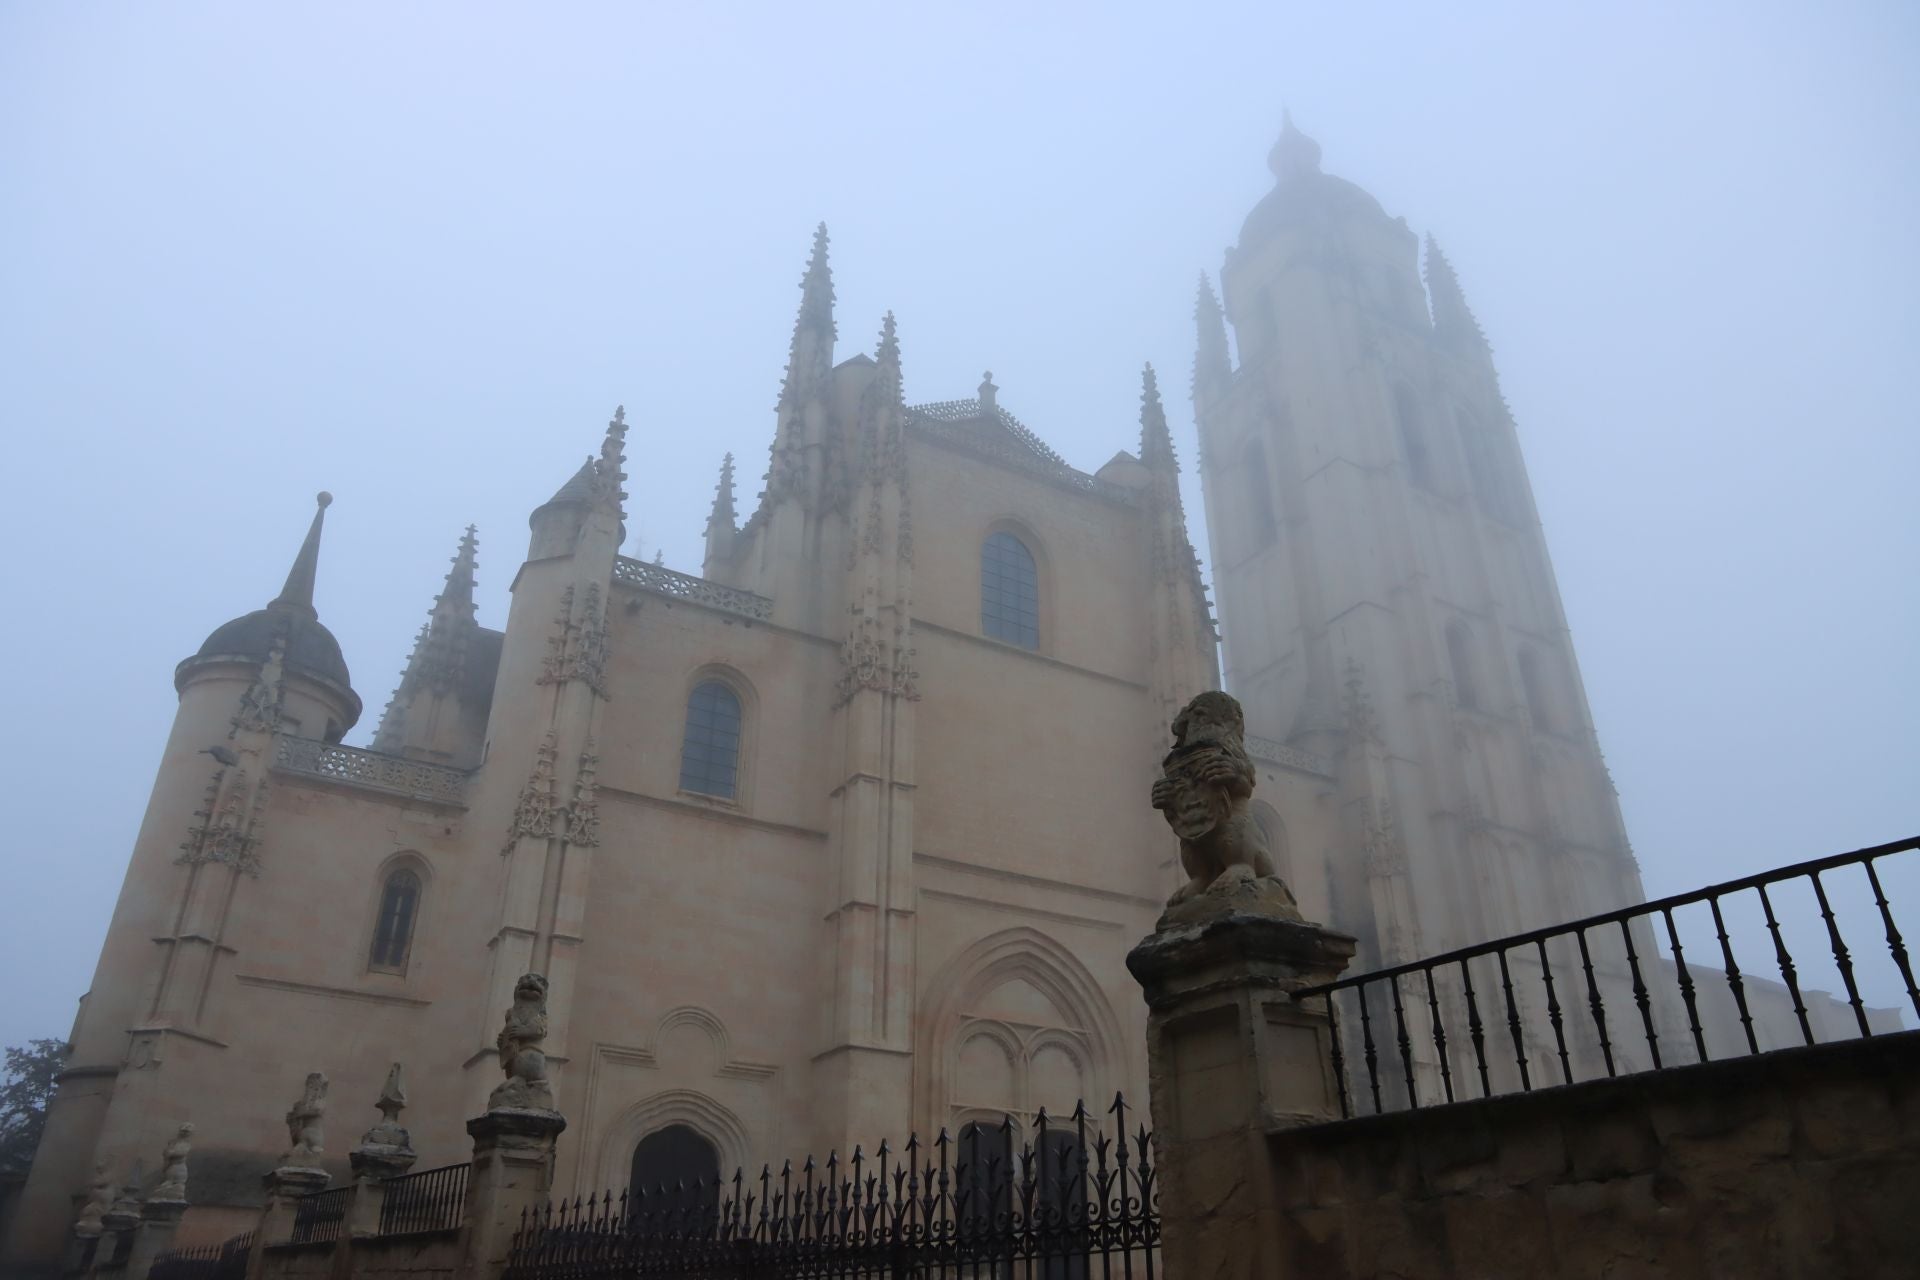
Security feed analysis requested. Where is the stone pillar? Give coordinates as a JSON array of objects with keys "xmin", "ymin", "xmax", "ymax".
[
  {"xmin": 460, "ymin": 1110, "xmax": 564, "ymax": 1280},
  {"xmin": 245, "ymin": 1165, "xmax": 328, "ymax": 1279},
  {"xmin": 462, "ymin": 973, "xmax": 565, "ymax": 1280},
  {"xmin": 1127, "ymin": 882, "xmax": 1355, "ymax": 1280},
  {"xmin": 126, "ymin": 1196, "xmax": 187, "ymax": 1278}
]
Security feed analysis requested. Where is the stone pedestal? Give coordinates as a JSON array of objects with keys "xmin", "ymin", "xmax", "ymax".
[
  {"xmin": 126, "ymin": 1197, "xmax": 187, "ymax": 1278},
  {"xmin": 347, "ymin": 1141, "xmax": 416, "ymax": 1239},
  {"xmin": 461, "ymin": 1109, "xmax": 565, "ymax": 1280},
  {"xmin": 1127, "ymin": 896, "xmax": 1355, "ymax": 1280},
  {"xmin": 246, "ymin": 1166, "xmax": 329, "ymax": 1280}
]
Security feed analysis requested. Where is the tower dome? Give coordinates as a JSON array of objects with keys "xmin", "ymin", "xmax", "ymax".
[
  {"xmin": 1238, "ymin": 113, "xmax": 1388, "ymax": 248},
  {"xmin": 175, "ymin": 492, "xmax": 361, "ymax": 725}
]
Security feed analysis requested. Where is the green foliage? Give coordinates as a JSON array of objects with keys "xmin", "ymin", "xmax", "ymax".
[{"xmin": 1, "ymin": 1038, "xmax": 69, "ymax": 1175}]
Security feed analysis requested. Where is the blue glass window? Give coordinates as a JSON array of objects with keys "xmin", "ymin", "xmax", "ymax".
[
  {"xmin": 679, "ymin": 681, "xmax": 742, "ymax": 798},
  {"xmin": 981, "ymin": 532, "xmax": 1040, "ymax": 649}
]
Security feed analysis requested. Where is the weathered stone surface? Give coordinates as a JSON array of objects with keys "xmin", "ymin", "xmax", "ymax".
[
  {"xmin": 1150, "ymin": 691, "xmax": 1299, "ymax": 917},
  {"xmin": 1259, "ymin": 1031, "xmax": 1920, "ymax": 1280},
  {"xmin": 487, "ymin": 974, "xmax": 557, "ymax": 1114}
]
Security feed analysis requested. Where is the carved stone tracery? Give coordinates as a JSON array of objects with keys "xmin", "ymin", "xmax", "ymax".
[{"xmin": 502, "ymin": 731, "xmax": 560, "ymax": 854}]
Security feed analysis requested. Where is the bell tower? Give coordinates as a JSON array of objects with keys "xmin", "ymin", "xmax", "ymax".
[{"xmin": 1194, "ymin": 116, "xmax": 1647, "ymax": 966}]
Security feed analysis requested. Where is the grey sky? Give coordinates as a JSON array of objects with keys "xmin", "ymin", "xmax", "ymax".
[{"xmin": 2, "ymin": 2, "xmax": 1915, "ymax": 1052}]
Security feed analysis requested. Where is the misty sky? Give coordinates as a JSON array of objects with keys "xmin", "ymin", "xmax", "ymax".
[{"xmin": 1, "ymin": 3, "xmax": 1916, "ymax": 1053}]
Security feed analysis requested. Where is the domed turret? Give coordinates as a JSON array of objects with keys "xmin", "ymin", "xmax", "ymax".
[
  {"xmin": 175, "ymin": 492, "xmax": 362, "ymax": 732},
  {"xmin": 1238, "ymin": 113, "xmax": 1389, "ymax": 249}
]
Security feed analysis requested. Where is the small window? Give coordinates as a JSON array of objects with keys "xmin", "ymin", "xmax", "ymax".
[
  {"xmin": 981, "ymin": 532, "xmax": 1040, "ymax": 650},
  {"xmin": 679, "ymin": 681, "xmax": 743, "ymax": 798},
  {"xmin": 368, "ymin": 868, "xmax": 421, "ymax": 972}
]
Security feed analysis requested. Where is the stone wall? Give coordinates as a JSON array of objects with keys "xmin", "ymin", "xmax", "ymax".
[
  {"xmin": 1267, "ymin": 1029, "xmax": 1920, "ymax": 1279},
  {"xmin": 256, "ymin": 1230, "xmax": 460, "ymax": 1280}
]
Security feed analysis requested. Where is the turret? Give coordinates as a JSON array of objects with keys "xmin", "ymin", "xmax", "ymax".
[
  {"xmin": 1192, "ymin": 273, "xmax": 1232, "ymax": 413},
  {"xmin": 175, "ymin": 491, "xmax": 361, "ymax": 741}
]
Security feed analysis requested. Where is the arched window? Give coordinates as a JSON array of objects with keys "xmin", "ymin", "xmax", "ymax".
[
  {"xmin": 1394, "ymin": 386, "xmax": 1432, "ymax": 489},
  {"xmin": 1241, "ymin": 438, "xmax": 1278, "ymax": 554},
  {"xmin": 981, "ymin": 532, "xmax": 1040, "ymax": 650},
  {"xmin": 1445, "ymin": 621, "xmax": 1480, "ymax": 711},
  {"xmin": 679, "ymin": 680, "xmax": 742, "ymax": 799},
  {"xmin": 368, "ymin": 868, "xmax": 421, "ymax": 973},
  {"xmin": 629, "ymin": 1124, "xmax": 721, "ymax": 1226},
  {"xmin": 1518, "ymin": 646, "xmax": 1560, "ymax": 735}
]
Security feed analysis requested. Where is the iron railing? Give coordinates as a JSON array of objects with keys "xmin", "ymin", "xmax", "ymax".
[
  {"xmin": 289, "ymin": 1186, "xmax": 351, "ymax": 1245},
  {"xmin": 505, "ymin": 1095, "xmax": 1157, "ymax": 1278},
  {"xmin": 379, "ymin": 1162, "xmax": 469, "ymax": 1236},
  {"xmin": 1296, "ymin": 836, "xmax": 1919, "ymax": 1118},
  {"xmin": 149, "ymin": 1231, "xmax": 251, "ymax": 1280}
]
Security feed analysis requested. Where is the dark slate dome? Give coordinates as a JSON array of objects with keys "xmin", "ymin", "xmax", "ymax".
[{"xmin": 185, "ymin": 606, "xmax": 353, "ymax": 692}]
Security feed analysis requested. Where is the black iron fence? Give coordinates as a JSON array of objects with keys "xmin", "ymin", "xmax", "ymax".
[
  {"xmin": 1296, "ymin": 835, "xmax": 1920, "ymax": 1118},
  {"xmin": 379, "ymin": 1162, "xmax": 470, "ymax": 1236},
  {"xmin": 148, "ymin": 1231, "xmax": 251, "ymax": 1280},
  {"xmin": 505, "ymin": 1096, "xmax": 1157, "ymax": 1279},
  {"xmin": 288, "ymin": 1185, "xmax": 351, "ymax": 1245}
]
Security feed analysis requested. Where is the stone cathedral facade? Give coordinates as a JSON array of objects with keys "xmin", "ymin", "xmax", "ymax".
[{"xmin": 10, "ymin": 124, "xmax": 1710, "ymax": 1263}]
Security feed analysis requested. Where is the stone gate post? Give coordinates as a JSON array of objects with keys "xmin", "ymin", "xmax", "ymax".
[
  {"xmin": 1127, "ymin": 884, "xmax": 1354, "ymax": 1280},
  {"xmin": 460, "ymin": 973, "xmax": 565, "ymax": 1280}
]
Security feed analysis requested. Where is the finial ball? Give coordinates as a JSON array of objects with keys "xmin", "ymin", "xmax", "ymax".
[{"xmin": 316, "ymin": 491, "xmax": 333, "ymax": 509}]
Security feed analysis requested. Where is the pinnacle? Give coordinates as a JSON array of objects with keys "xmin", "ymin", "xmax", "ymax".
[
  {"xmin": 1139, "ymin": 363, "xmax": 1177, "ymax": 469},
  {"xmin": 1423, "ymin": 235, "xmax": 1487, "ymax": 350},
  {"xmin": 1192, "ymin": 272, "xmax": 1232, "ymax": 396},
  {"xmin": 268, "ymin": 491, "xmax": 333, "ymax": 619}
]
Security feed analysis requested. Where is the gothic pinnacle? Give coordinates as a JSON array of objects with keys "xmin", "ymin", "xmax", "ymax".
[
  {"xmin": 1193, "ymin": 272, "xmax": 1232, "ymax": 396},
  {"xmin": 590, "ymin": 405, "xmax": 629, "ymax": 519},
  {"xmin": 777, "ymin": 223, "xmax": 837, "ymax": 408},
  {"xmin": 1424, "ymin": 234, "xmax": 1488, "ymax": 351},
  {"xmin": 269, "ymin": 491, "xmax": 332, "ymax": 619},
  {"xmin": 708, "ymin": 453, "xmax": 737, "ymax": 533},
  {"xmin": 435, "ymin": 525, "xmax": 479, "ymax": 619},
  {"xmin": 1139, "ymin": 364, "xmax": 1177, "ymax": 470},
  {"xmin": 875, "ymin": 312, "xmax": 901, "ymax": 382}
]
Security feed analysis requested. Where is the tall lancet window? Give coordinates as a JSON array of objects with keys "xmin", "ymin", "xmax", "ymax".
[
  {"xmin": 1445, "ymin": 621, "xmax": 1481, "ymax": 711},
  {"xmin": 368, "ymin": 868, "xmax": 421, "ymax": 973},
  {"xmin": 1241, "ymin": 438, "xmax": 1278, "ymax": 554},
  {"xmin": 679, "ymin": 681, "xmax": 743, "ymax": 799},
  {"xmin": 981, "ymin": 532, "xmax": 1040, "ymax": 650}
]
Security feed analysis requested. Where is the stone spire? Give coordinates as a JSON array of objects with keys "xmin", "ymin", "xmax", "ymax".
[
  {"xmin": 780, "ymin": 223, "xmax": 836, "ymax": 404},
  {"xmin": 371, "ymin": 527, "xmax": 485, "ymax": 760},
  {"xmin": 1193, "ymin": 273, "xmax": 1232, "ymax": 401},
  {"xmin": 765, "ymin": 225, "xmax": 838, "ymax": 509},
  {"xmin": 703, "ymin": 453, "xmax": 738, "ymax": 577},
  {"xmin": 1424, "ymin": 234, "xmax": 1488, "ymax": 353},
  {"xmin": 1139, "ymin": 363, "xmax": 1177, "ymax": 471},
  {"xmin": 587, "ymin": 405, "xmax": 628, "ymax": 524},
  {"xmin": 269, "ymin": 492, "xmax": 332, "ymax": 619}
]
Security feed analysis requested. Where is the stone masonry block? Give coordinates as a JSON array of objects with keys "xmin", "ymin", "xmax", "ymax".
[
  {"xmin": 1564, "ymin": 1099, "xmax": 1659, "ymax": 1182},
  {"xmin": 1786, "ymin": 1074, "xmax": 1899, "ymax": 1160},
  {"xmin": 1441, "ymin": 1189, "xmax": 1558, "ymax": 1277}
]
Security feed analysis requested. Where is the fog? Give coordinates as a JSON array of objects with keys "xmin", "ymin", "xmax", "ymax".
[{"xmin": 1, "ymin": 2, "xmax": 1915, "ymax": 1052}]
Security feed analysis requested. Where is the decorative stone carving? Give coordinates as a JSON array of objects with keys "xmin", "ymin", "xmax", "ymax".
[
  {"xmin": 564, "ymin": 744, "xmax": 600, "ymax": 847},
  {"xmin": 178, "ymin": 767, "xmax": 267, "ymax": 875},
  {"xmin": 74, "ymin": 1163, "xmax": 112, "ymax": 1237},
  {"xmin": 538, "ymin": 584, "xmax": 610, "ymax": 697},
  {"xmin": 282, "ymin": 1072, "xmax": 328, "ymax": 1168},
  {"xmin": 274, "ymin": 735, "xmax": 468, "ymax": 805},
  {"xmin": 503, "ymin": 731, "xmax": 560, "ymax": 853},
  {"xmin": 231, "ymin": 638, "xmax": 288, "ymax": 736},
  {"xmin": 151, "ymin": 1124, "xmax": 193, "ymax": 1202},
  {"xmin": 350, "ymin": 1062, "xmax": 416, "ymax": 1180},
  {"xmin": 489, "ymin": 973, "xmax": 555, "ymax": 1113},
  {"xmin": 1152, "ymin": 691, "xmax": 1299, "ymax": 924},
  {"xmin": 103, "ymin": 1160, "xmax": 144, "ymax": 1231},
  {"xmin": 612, "ymin": 556, "xmax": 774, "ymax": 621}
]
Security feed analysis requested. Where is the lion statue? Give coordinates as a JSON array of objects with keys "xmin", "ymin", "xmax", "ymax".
[
  {"xmin": 1151, "ymin": 691, "xmax": 1295, "ymax": 915},
  {"xmin": 489, "ymin": 972, "xmax": 555, "ymax": 1112},
  {"xmin": 283, "ymin": 1073, "xmax": 327, "ymax": 1165}
]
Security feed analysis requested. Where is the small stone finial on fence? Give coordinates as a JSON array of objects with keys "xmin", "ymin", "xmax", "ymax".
[
  {"xmin": 73, "ymin": 1163, "xmax": 112, "ymax": 1238},
  {"xmin": 151, "ymin": 1123, "xmax": 193, "ymax": 1203},
  {"xmin": 1129, "ymin": 690, "xmax": 1356, "ymax": 1280},
  {"xmin": 488, "ymin": 973, "xmax": 555, "ymax": 1114},
  {"xmin": 282, "ymin": 1071, "xmax": 329, "ymax": 1169},
  {"xmin": 348, "ymin": 1062, "xmax": 418, "ymax": 1238}
]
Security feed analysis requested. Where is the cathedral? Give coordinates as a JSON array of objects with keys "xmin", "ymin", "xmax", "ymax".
[{"xmin": 9, "ymin": 119, "xmax": 1678, "ymax": 1262}]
